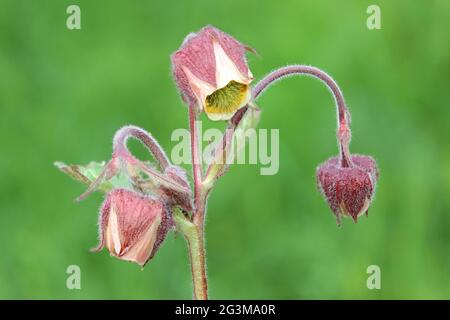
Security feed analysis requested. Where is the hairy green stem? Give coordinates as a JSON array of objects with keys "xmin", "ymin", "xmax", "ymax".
[{"xmin": 173, "ymin": 208, "xmax": 208, "ymax": 300}]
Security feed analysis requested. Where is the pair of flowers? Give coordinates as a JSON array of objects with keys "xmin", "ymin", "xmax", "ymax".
[
  {"xmin": 57, "ymin": 25, "xmax": 378, "ymax": 269},
  {"xmin": 171, "ymin": 26, "xmax": 379, "ymax": 226}
]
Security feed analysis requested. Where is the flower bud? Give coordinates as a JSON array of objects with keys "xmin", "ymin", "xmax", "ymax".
[
  {"xmin": 94, "ymin": 189, "xmax": 170, "ymax": 267},
  {"xmin": 162, "ymin": 165, "xmax": 193, "ymax": 212},
  {"xmin": 171, "ymin": 25, "xmax": 254, "ymax": 121},
  {"xmin": 316, "ymin": 155, "xmax": 379, "ymax": 225}
]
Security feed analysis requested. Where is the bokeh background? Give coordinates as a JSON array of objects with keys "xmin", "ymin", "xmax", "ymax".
[{"xmin": 1, "ymin": 0, "xmax": 449, "ymax": 299}]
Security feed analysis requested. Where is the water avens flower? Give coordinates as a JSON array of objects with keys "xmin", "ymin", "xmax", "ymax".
[
  {"xmin": 171, "ymin": 25, "xmax": 253, "ymax": 120},
  {"xmin": 251, "ymin": 65, "xmax": 379, "ymax": 225},
  {"xmin": 94, "ymin": 189, "xmax": 170, "ymax": 266},
  {"xmin": 316, "ymin": 155, "xmax": 379, "ymax": 225}
]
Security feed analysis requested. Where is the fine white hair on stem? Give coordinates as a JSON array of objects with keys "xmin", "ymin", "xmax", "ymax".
[
  {"xmin": 252, "ymin": 65, "xmax": 350, "ymax": 125},
  {"xmin": 113, "ymin": 125, "xmax": 170, "ymax": 170},
  {"xmin": 251, "ymin": 64, "xmax": 353, "ymax": 167}
]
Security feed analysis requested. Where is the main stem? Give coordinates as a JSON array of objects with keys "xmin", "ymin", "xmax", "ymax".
[
  {"xmin": 187, "ymin": 191, "xmax": 208, "ymax": 300},
  {"xmin": 187, "ymin": 105, "xmax": 209, "ymax": 300}
]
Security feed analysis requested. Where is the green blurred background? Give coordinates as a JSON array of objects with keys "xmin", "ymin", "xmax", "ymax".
[{"xmin": 1, "ymin": 0, "xmax": 449, "ymax": 299}]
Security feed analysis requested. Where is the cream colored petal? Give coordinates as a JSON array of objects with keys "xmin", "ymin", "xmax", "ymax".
[
  {"xmin": 213, "ymin": 41, "xmax": 252, "ymax": 89},
  {"xmin": 247, "ymin": 68, "xmax": 253, "ymax": 80},
  {"xmin": 206, "ymin": 112, "xmax": 235, "ymax": 121},
  {"xmin": 105, "ymin": 207, "xmax": 122, "ymax": 256},
  {"xmin": 120, "ymin": 215, "xmax": 161, "ymax": 266},
  {"xmin": 182, "ymin": 66, "xmax": 215, "ymax": 109}
]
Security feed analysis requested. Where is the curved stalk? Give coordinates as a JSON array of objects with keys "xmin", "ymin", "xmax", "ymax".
[
  {"xmin": 113, "ymin": 125, "xmax": 170, "ymax": 170},
  {"xmin": 252, "ymin": 65, "xmax": 353, "ymax": 167}
]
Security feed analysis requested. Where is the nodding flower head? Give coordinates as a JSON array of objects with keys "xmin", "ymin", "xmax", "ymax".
[
  {"xmin": 171, "ymin": 25, "xmax": 254, "ymax": 121},
  {"xmin": 316, "ymin": 155, "xmax": 379, "ymax": 225},
  {"xmin": 93, "ymin": 189, "xmax": 171, "ymax": 267}
]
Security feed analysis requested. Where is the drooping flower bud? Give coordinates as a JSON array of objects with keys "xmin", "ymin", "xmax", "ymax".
[
  {"xmin": 94, "ymin": 189, "xmax": 170, "ymax": 267},
  {"xmin": 171, "ymin": 25, "xmax": 254, "ymax": 121},
  {"xmin": 316, "ymin": 155, "xmax": 379, "ymax": 225}
]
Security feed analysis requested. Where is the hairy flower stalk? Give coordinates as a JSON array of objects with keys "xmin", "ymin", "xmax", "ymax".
[
  {"xmin": 56, "ymin": 25, "xmax": 378, "ymax": 300},
  {"xmin": 113, "ymin": 125, "xmax": 170, "ymax": 170},
  {"xmin": 252, "ymin": 65, "xmax": 353, "ymax": 168},
  {"xmin": 249, "ymin": 65, "xmax": 378, "ymax": 225}
]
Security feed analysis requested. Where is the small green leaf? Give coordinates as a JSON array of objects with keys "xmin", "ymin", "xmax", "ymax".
[{"xmin": 54, "ymin": 161, "xmax": 132, "ymax": 193}]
